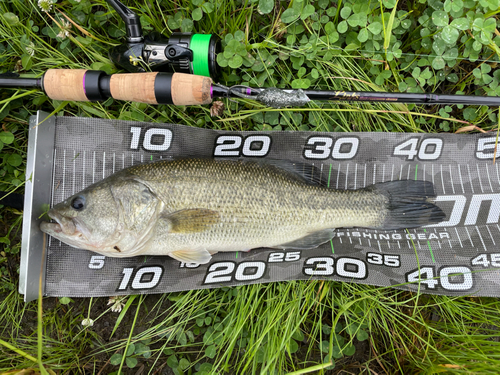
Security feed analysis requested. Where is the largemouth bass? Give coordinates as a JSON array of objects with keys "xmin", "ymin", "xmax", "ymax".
[{"xmin": 40, "ymin": 158, "xmax": 445, "ymax": 264}]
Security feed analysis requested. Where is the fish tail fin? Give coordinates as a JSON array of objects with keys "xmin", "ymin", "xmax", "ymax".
[{"xmin": 373, "ymin": 180, "xmax": 445, "ymax": 230}]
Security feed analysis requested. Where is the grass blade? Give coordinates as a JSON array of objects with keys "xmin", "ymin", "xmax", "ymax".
[
  {"xmin": 110, "ymin": 295, "xmax": 137, "ymax": 339},
  {"xmin": 383, "ymin": 0, "xmax": 399, "ymax": 53}
]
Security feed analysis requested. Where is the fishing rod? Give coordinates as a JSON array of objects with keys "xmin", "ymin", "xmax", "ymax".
[
  {"xmin": 2, "ymin": 0, "xmax": 499, "ymax": 108},
  {"xmin": 2, "ymin": 69, "xmax": 500, "ymax": 108}
]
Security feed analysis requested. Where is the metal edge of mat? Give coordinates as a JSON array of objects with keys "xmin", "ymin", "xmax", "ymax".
[{"xmin": 19, "ymin": 111, "xmax": 56, "ymax": 302}]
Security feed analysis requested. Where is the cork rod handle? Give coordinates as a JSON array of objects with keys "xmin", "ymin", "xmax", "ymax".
[
  {"xmin": 43, "ymin": 69, "xmax": 88, "ymax": 102},
  {"xmin": 42, "ymin": 69, "xmax": 213, "ymax": 106}
]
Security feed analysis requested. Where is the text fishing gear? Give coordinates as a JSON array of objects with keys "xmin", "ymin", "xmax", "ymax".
[
  {"xmin": 2, "ymin": 69, "xmax": 500, "ymax": 107},
  {"xmin": 106, "ymin": 0, "xmax": 220, "ymax": 78}
]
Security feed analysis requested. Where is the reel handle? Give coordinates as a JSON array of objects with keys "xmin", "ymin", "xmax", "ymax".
[{"xmin": 43, "ymin": 69, "xmax": 213, "ymax": 106}]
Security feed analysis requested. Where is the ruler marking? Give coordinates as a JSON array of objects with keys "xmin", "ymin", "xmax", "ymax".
[
  {"xmin": 72, "ymin": 150, "xmax": 76, "ymax": 195},
  {"xmin": 415, "ymin": 164, "xmax": 418, "ymax": 180},
  {"xmin": 113, "ymin": 153, "xmax": 116, "ymax": 174},
  {"xmin": 443, "ymin": 228, "xmax": 452, "ymax": 248},
  {"xmin": 336, "ymin": 164, "xmax": 340, "ymax": 189},
  {"xmin": 458, "ymin": 165, "xmax": 465, "ymax": 194},
  {"xmin": 440, "ymin": 164, "xmax": 445, "ymax": 194},
  {"xmin": 122, "ymin": 152, "xmax": 125, "ymax": 170},
  {"xmin": 382, "ymin": 164, "xmax": 386, "ymax": 182},
  {"xmin": 354, "ymin": 164, "xmax": 357, "ymax": 189},
  {"xmin": 345, "ymin": 164, "xmax": 349, "ymax": 190},
  {"xmin": 454, "ymin": 228, "xmax": 463, "ymax": 248},
  {"xmin": 476, "ymin": 164, "xmax": 484, "ymax": 193},
  {"xmin": 397, "ymin": 241, "xmax": 400, "ymax": 249},
  {"xmin": 391, "ymin": 164, "xmax": 394, "ymax": 181},
  {"xmin": 62, "ymin": 149, "xmax": 66, "ymax": 198},
  {"xmin": 496, "ymin": 162, "xmax": 500, "ymax": 186},
  {"xmin": 399, "ymin": 165, "xmax": 403, "ymax": 180},
  {"xmin": 387, "ymin": 240, "xmax": 390, "ymax": 249},
  {"xmin": 82, "ymin": 151, "xmax": 86, "ymax": 188},
  {"xmin": 364, "ymin": 164, "xmax": 367, "ymax": 187},
  {"xmin": 486, "ymin": 225, "xmax": 496, "ymax": 246},
  {"xmin": 464, "ymin": 227, "xmax": 474, "ymax": 248},
  {"xmin": 103, "ymin": 151, "xmax": 106, "ymax": 180},
  {"xmin": 431, "ymin": 164, "xmax": 435, "ymax": 186},
  {"xmin": 407, "ymin": 164, "xmax": 411, "ymax": 180},
  {"xmin": 476, "ymin": 226, "xmax": 487, "ymax": 252},
  {"xmin": 92, "ymin": 151, "xmax": 96, "ymax": 183},
  {"xmin": 368, "ymin": 239, "xmax": 371, "ymax": 247},
  {"xmin": 423, "ymin": 164, "xmax": 426, "ymax": 182},
  {"xmin": 373, "ymin": 164, "xmax": 377, "ymax": 185},
  {"xmin": 449, "ymin": 165, "xmax": 455, "ymax": 194},
  {"xmin": 467, "ymin": 164, "xmax": 475, "ymax": 194},
  {"xmin": 327, "ymin": 164, "xmax": 332, "ymax": 187},
  {"xmin": 485, "ymin": 163, "xmax": 494, "ymax": 192},
  {"xmin": 423, "ymin": 229, "xmax": 435, "ymax": 263},
  {"xmin": 377, "ymin": 240, "xmax": 382, "ymax": 253},
  {"xmin": 141, "ymin": 154, "xmax": 144, "ymax": 163}
]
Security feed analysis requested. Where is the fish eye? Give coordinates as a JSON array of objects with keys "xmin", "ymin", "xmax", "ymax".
[{"xmin": 71, "ymin": 196, "xmax": 85, "ymax": 210}]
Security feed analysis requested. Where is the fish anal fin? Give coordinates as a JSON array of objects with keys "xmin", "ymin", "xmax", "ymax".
[
  {"xmin": 169, "ymin": 248, "xmax": 212, "ymax": 264},
  {"xmin": 166, "ymin": 209, "xmax": 220, "ymax": 234},
  {"xmin": 276, "ymin": 229, "xmax": 336, "ymax": 250}
]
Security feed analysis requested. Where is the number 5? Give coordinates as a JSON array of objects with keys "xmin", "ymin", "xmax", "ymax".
[{"xmin": 88, "ymin": 255, "xmax": 105, "ymax": 269}]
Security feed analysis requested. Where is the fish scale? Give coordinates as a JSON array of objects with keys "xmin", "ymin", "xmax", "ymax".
[{"xmin": 134, "ymin": 160, "xmax": 380, "ymax": 248}]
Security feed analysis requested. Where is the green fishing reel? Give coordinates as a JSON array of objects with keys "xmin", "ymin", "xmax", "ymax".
[{"xmin": 107, "ymin": 0, "xmax": 220, "ymax": 79}]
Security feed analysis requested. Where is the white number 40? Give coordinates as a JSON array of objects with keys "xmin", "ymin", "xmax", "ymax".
[{"xmin": 393, "ymin": 138, "xmax": 443, "ymax": 161}]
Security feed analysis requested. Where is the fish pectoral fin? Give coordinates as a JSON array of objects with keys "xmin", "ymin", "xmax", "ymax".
[
  {"xmin": 275, "ymin": 229, "xmax": 336, "ymax": 250},
  {"xmin": 169, "ymin": 248, "xmax": 212, "ymax": 264},
  {"xmin": 164, "ymin": 209, "xmax": 220, "ymax": 234}
]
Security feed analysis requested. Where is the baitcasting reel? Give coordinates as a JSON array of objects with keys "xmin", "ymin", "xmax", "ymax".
[{"xmin": 106, "ymin": 0, "xmax": 220, "ymax": 79}]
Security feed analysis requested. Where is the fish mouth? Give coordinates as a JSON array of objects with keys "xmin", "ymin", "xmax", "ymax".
[{"xmin": 40, "ymin": 210, "xmax": 88, "ymax": 242}]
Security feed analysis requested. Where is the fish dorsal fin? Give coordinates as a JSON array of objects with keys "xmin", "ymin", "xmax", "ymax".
[
  {"xmin": 164, "ymin": 209, "xmax": 220, "ymax": 234},
  {"xmin": 275, "ymin": 229, "xmax": 336, "ymax": 250},
  {"xmin": 169, "ymin": 249, "xmax": 212, "ymax": 264}
]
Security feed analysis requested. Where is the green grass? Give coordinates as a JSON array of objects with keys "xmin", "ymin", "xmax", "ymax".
[{"xmin": 1, "ymin": 0, "xmax": 500, "ymax": 373}]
